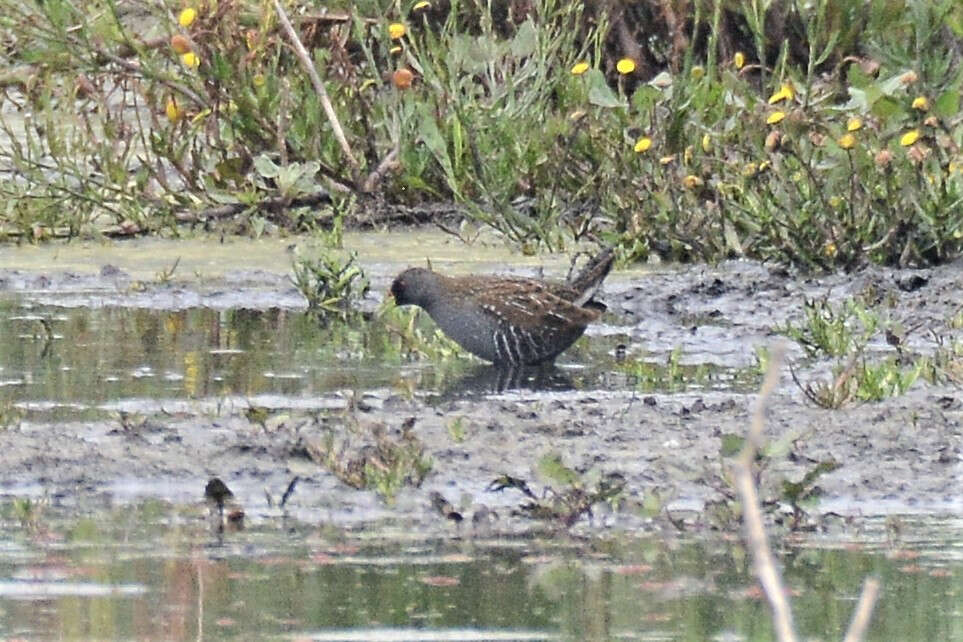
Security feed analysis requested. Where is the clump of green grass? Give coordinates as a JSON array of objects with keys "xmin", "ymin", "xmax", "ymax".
[
  {"xmin": 307, "ymin": 416, "xmax": 432, "ymax": 504},
  {"xmin": 489, "ymin": 452, "xmax": 626, "ymax": 527},
  {"xmin": 291, "ymin": 249, "xmax": 369, "ymax": 321},
  {"xmin": 780, "ymin": 295, "xmax": 926, "ymax": 408}
]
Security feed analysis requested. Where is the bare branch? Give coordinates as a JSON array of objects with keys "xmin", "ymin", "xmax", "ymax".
[
  {"xmin": 273, "ymin": 0, "xmax": 359, "ymax": 179},
  {"xmin": 843, "ymin": 577, "xmax": 881, "ymax": 642},
  {"xmin": 734, "ymin": 342, "xmax": 797, "ymax": 642}
]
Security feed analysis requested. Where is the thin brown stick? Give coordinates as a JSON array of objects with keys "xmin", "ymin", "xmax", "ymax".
[
  {"xmin": 273, "ymin": 0, "xmax": 359, "ymax": 176},
  {"xmin": 735, "ymin": 342, "xmax": 797, "ymax": 642},
  {"xmin": 842, "ymin": 577, "xmax": 880, "ymax": 642},
  {"xmin": 361, "ymin": 147, "xmax": 400, "ymax": 193}
]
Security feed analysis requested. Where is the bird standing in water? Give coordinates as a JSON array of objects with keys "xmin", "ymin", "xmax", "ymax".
[{"xmin": 389, "ymin": 247, "xmax": 614, "ymax": 366}]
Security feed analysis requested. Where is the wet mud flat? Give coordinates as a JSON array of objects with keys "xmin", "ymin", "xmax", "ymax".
[{"xmin": 0, "ymin": 241, "xmax": 961, "ymax": 534}]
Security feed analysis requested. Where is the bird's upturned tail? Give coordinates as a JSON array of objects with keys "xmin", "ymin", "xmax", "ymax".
[{"xmin": 569, "ymin": 246, "xmax": 615, "ymax": 307}]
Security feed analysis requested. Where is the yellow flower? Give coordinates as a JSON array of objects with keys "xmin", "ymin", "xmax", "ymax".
[
  {"xmin": 912, "ymin": 96, "xmax": 928, "ymax": 111},
  {"xmin": 634, "ymin": 137, "xmax": 652, "ymax": 153},
  {"xmin": 181, "ymin": 51, "xmax": 200, "ymax": 68},
  {"xmin": 767, "ymin": 111, "xmax": 786, "ymax": 125},
  {"xmin": 733, "ymin": 52, "xmax": 745, "ymax": 69},
  {"xmin": 900, "ymin": 129, "xmax": 920, "ymax": 146},
  {"xmin": 412, "ymin": 0, "xmax": 431, "ymax": 10},
  {"xmin": 701, "ymin": 133, "xmax": 711, "ymax": 153},
  {"xmin": 838, "ymin": 134, "xmax": 856, "ymax": 150},
  {"xmin": 690, "ymin": 66, "xmax": 704, "ymax": 80},
  {"xmin": 571, "ymin": 61, "xmax": 589, "ymax": 75},
  {"xmin": 616, "ymin": 58, "xmax": 636, "ymax": 75},
  {"xmin": 659, "ymin": 155, "xmax": 675, "ymax": 165},
  {"xmin": 682, "ymin": 175, "xmax": 703, "ymax": 189},
  {"xmin": 388, "ymin": 23, "xmax": 406, "ymax": 39},
  {"xmin": 178, "ymin": 7, "xmax": 197, "ymax": 28},
  {"xmin": 768, "ymin": 83, "xmax": 794, "ymax": 104},
  {"xmin": 847, "ymin": 117, "xmax": 862, "ymax": 132},
  {"xmin": 165, "ymin": 97, "xmax": 181, "ymax": 122}
]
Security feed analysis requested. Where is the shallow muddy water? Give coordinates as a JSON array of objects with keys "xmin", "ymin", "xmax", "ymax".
[
  {"xmin": 0, "ymin": 232, "xmax": 961, "ymax": 639},
  {"xmin": 0, "ymin": 505, "xmax": 959, "ymax": 640}
]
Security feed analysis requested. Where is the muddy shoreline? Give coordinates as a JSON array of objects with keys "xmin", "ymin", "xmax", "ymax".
[{"xmin": 1, "ymin": 239, "xmax": 961, "ymax": 533}]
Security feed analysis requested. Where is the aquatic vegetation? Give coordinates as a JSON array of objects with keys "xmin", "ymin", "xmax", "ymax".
[
  {"xmin": 780, "ymin": 295, "xmax": 928, "ymax": 408},
  {"xmin": 307, "ymin": 416, "xmax": 433, "ymax": 504},
  {"xmin": 489, "ymin": 453, "xmax": 627, "ymax": 527},
  {"xmin": 291, "ymin": 250, "xmax": 370, "ymax": 321}
]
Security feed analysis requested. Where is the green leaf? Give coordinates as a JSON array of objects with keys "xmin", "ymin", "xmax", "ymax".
[
  {"xmin": 254, "ymin": 154, "xmax": 279, "ymax": 179},
  {"xmin": 934, "ymin": 89, "xmax": 960, "ymax": 119},
  {"xmin": 537, "ymin": 452, "xmax": 579, "ymax": 487},
  {"xmin": 586, "ymin": 70, "xmax": 624, "ymax": 109},
  {"xmin": 719, "ymin": 433, "xmax": 745, "ymax": 458},
  {"xmin": 510, "ymin": 20, "xmax": 537, "ymax": 59},
  {"xmin": 869, "ymin": 95, "xmax": 904, "ymax": 120}
]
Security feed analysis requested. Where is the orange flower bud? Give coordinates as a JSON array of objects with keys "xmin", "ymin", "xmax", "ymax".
[{"xmin": 392, "ymin": 68, "xmax": 414, "ymax": 89}]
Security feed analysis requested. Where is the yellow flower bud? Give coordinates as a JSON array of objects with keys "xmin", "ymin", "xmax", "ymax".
[
  {"xmin": 838, "ymin": 134, "xmax": 856, "ymax": 150},
  {"xmin": 912, "ymin": 96, "xmax": 928, "ymax": 111},
  {"xmin": 701, "ymin": 134, "xmax": 711, "ymax": 153},
  {"xmin": 634, "ymin": 137, "xmax": 652, "ymax": 153},
  {"xmin": 846, "ymin": 117, "xmax": 862, "ymax": 132},
  {"xmin": 900, "ymin": 129, "xmax": 920, "ymax": 146},
  {"xmin": 388, "ymin": 23, "xmax": 406, "ymax": 39},
  {"xmin": 682, "ymin": 175, "xmax": 703, "ymax": 189},
  {"xmin": 616, "ymin": 58, "xmax": 636, "ymax": 75},
  {"xmin": 768, "ymin": 83, "xmax": 794, "ymax": 104},
  {"xmin": 571, "ymin": 62, "xmax": 589, "ymax": 76},
  {"xmin": 733, "ymin": 52, "xmax": 745, "ymax": 69},
  {"xmin": 179, "ymin": 8, "xmax": 197, "ymax": 28},
  {"xmin": 767, "ymin": 111, "xmax": 786, "ymax": 125},
  {"xmin": 165, "ymin": 97, "xmax": 181, "ymax": 122},
  {"xmin": 181, "ymin": 52, "xmax": 200, "ymax": 68}
]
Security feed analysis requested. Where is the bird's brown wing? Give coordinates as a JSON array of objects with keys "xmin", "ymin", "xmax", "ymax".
[{"xmin": 469, "ymin": 278, "xmax": 601, "ymax": 329}]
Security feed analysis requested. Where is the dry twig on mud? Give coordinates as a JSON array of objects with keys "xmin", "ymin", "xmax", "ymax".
[
  {"xmin": 735, "ymin": 342, "xmax": 797, "ymax": 642},
  {"xmin": 737, "ymin": 343, "xmax": 881, "ymax": 642}
]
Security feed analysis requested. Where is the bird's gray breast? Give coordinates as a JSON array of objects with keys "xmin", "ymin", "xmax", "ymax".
[{"xmin": 424, "ymin": 299, "xmax": 501, "ymax": 363}]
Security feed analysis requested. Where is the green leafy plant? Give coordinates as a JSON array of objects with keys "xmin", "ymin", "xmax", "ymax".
[
  {"xmin": 780, "ymin": 297, "xmax": 881, "ymax": 358},
  {"xmin": 291, "ymin": 250, "xmax": 369, "ymax": 320},
  {"xmin": 489, "ymin": 453, "xmax": 626, "ymax": 527},
  {"xmin": 307, "ymin": 416, "xmax": 433, "ymax": 504}
]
